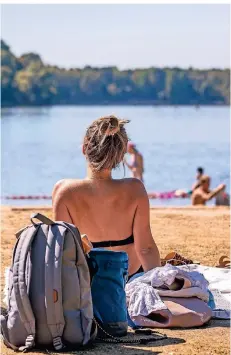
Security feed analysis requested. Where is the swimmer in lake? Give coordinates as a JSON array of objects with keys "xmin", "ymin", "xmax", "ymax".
[{"xmin": 124, "ymin": 142, "xmax": 144, "ymax": 182}]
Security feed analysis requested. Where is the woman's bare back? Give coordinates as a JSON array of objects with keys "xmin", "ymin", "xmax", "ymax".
[
  {"xmin": 53, "ymin": 115, "xmax": 160, "ymax": 275},
  {"xmin": 53, "ymin": 178, "xmax": 145, "ymax": 274}
]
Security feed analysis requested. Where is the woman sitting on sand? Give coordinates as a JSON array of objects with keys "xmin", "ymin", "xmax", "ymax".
[{"xmin": 52, "ymin": 115, "xmax": 160, "ymax": 277}]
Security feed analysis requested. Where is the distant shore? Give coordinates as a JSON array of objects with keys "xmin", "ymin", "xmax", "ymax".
[
  {"xmin": 1, "ymin": 103, "xmax": 229, "ymax": 109},
  {"xmin": 2, "ymin": 39, "xmax": 230, "ymax": 108}
]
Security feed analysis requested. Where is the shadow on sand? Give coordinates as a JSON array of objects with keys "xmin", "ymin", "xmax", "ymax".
[{"xmin": 0, "ymin": 306, "xmax": 185, "ymax": 355}]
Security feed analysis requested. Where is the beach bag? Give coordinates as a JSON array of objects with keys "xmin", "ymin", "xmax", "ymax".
[
  {"xmin": 131, "ymin": 297, "xmax": 212, "ymax": 328},
  {"xmin": 88, "ymin": 249, "xmax": 129, "ymax": 338},
  {"xmin": 127, "ymin": 267, "xmax": 212, "ymax": 329},
  {"xmin": 0, "ymin": 213, "xmax": 96, "ymax": 352}
]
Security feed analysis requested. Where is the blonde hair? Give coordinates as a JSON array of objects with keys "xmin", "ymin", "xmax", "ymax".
[
  {"xmin": 200, "ymin": 175, "xmax": 210, "ymax": 184},
  {"xmin": 83, "ymin": 115, "xmax": 129, "ymax": 171}
]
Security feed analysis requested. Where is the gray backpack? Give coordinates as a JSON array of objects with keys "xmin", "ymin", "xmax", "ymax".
[{"xmin": 0, "ymin": 213, "xmax": 97, "ymax": 352}]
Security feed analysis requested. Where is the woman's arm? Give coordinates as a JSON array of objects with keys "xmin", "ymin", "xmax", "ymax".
[
  {"xmin": 52, "ymin": 180, "xmax": 73, "ymax": 223},
  {"xmin": 137, "ymin": 154, "xmax": 144, "ymax": 173},
  {"xmin": 124, "ymin": 158, "xmax": 133, "ymax": 171},
  {"xmin": 133, "ymin": 181, "xmax": 161, "ymax": 271},
  {"xmin": 140, "ymin": 155, "xmax": 144, "ymax": 174}
]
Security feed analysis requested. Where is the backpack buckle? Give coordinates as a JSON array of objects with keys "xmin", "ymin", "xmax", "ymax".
[
  {"xmin": 53, "ymin": 336, "xmax": 64, "ymax": 351},
  {"xmin": 18, "ymin": 334, "xmax": 35, "ymax": 352}
]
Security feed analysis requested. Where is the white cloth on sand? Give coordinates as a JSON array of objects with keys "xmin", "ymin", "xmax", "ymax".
[
  {"xmin": 126, "ymin": 263, "xmax": 209, "ymax": 318},
  {"xmin": 179, "ymin": 264, "xmax": 231, "ymax": 319},
  {"xmin": 179, "ymin": 264, "xmax": 231, "ymax": 298}
]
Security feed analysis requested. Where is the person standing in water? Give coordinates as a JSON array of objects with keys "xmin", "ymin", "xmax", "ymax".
[
  {"xmin": 192, "ymin": 175, "xmax": 225, "ymax": 205},
  {"xmin": 186, "ymin": 167, "xmax": 205, "ymax": 197},
  {"xmin": 191, "ymin": 167, "xmax": 204, "ymax": 191},
  {"xmin": 124, "ymin": 142, "xmax": 144, "ymax": 182}
]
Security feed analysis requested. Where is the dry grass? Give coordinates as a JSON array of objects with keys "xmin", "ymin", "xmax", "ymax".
[{"xmin": 0, "ymin": 206, "xmax": 230, "ymax": 355}]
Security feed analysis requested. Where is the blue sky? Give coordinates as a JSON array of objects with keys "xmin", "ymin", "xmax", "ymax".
[{"xmin": 1, "ymin": 4, "xmax": 230, "ymax": 69}]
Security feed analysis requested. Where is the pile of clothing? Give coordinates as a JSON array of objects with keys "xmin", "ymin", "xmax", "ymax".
[{"xmin": 126, "ymin": 263, "xmax": 230, "ymax": 328}]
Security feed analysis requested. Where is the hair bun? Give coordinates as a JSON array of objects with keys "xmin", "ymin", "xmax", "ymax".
[
  {"xmin": 84, "ymin": 115, "xmax": 130, "ymax": 171},
  {"xmin": 98, "ymin": 115, "xmax": 129, "ymax": 137},
  {"xmin": 106, "ymin": 115, "xmax": 120, "ymax": 136},
  {"xmin": 97, "ymin": 115, "xmax": 129, "ymax": 137}
]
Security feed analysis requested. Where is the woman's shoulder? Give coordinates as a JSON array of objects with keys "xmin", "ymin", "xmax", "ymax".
[
  {"xmin": 53, "ymin": 178, "xmax": 75, "ymax": 189},
  {"xmin": 52, "ymin": 179, "xmax": 84, "ymax": 198},
  {"xmin": 52, "ymin": 178, "xmax": 147, "ymax": 201},
  {"xmin": 119, "ymin": 178, "xmax": 147, "ymax": 196},
  {"xmin": 120, "ymin": 177, "xmax": 142, "ymax": 185}
]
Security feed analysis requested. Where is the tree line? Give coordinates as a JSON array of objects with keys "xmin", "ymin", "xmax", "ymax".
[{"xmin": 1, "ymin": 39, "xmax": 230, "ymax": 107}]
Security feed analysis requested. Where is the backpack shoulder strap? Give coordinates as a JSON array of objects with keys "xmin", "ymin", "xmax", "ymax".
[
  {"xmin": 62, "ymin": 222, "xmax": 97, "ymax": 345},
  {"xmin": 44, "ymin": 224, "xmax": 65, "ymax": 351},
  {"xmin": 12, "ymin": 225, "xmax": 39, "ymax": 352}
]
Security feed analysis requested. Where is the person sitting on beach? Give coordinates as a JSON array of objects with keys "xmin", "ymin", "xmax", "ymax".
[
  {"xmin": 52, "ymin": 115, "xmax": 160, "ymax": 278},
  {"xmin": 191, "ymin": 175, "xmax": 225, "ymax": 206},
  {"xmin": 124, "ymin": 142, "xmax": 144, "ymax": 182}
]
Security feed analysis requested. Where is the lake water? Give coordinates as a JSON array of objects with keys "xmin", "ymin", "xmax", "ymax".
[{"xmin": 1, "ymin": 106, "xmax": 230, "ymax": 206}]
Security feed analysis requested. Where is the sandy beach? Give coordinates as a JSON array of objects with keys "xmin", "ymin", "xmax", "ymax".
[{"xmin": 0, "ymin": 205, "xmax": 230, "ymax": 355}]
